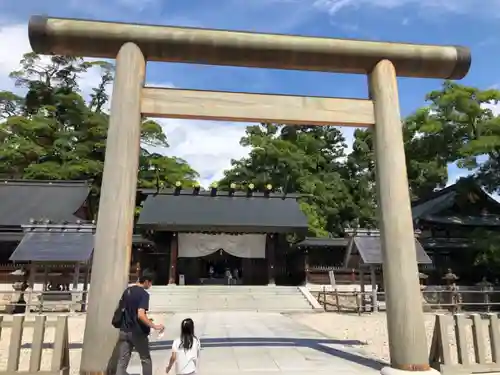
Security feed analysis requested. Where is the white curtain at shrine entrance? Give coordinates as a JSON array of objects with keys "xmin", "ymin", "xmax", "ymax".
[{"xmin": 178, "ymin": 233, "xmax": 266, "ymax": 258}]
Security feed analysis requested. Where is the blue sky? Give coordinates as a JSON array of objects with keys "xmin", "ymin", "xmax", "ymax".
[{"xmin": 1, "ymin": 0, "xmax": 500, "ymax": 188}]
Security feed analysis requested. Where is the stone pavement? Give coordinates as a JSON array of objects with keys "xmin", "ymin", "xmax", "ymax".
[{"xmin": 128, "ymin": 312, "xmax": 384, "ymax": 375}]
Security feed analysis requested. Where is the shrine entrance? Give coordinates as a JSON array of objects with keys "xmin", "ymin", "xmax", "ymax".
[
  {"xmin": 29, "ymin": 14, "xmax": 471, "ymax": 374},
  {"xmin": 200, "ymin": 249, "xmax": 242, "ymax": 285},
  {"xmin": 175, "ymin": 233, "xmax": 269, "ymax": 285}
]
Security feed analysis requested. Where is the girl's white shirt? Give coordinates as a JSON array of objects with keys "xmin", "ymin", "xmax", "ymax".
[{"xmin": 172, "ymin": 337, "xmax": 201, "ymax": 375}]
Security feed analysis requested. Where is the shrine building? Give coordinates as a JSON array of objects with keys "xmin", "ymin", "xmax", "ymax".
[{"xmin": 1, "ymin": 178, "xmax": 499, "ymax": 288}]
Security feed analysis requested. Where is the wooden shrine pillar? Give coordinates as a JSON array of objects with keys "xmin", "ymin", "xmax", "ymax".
[
  {"xmin": 359, "ymin": 268, "xmax": 366, "ymax": 311},
  {"xmin": 80, "ymin": 43, "xmax": 145, "ymax": 375},
  {"xmin": 242, "ymin": 258, "xmax": 253, "ymax": 285},
  {"xmin": 135, "ymin": 261, "xmax": 141, "ymax": 281},
  {"xmin": 73, "ymin": 264, "xmax": 80, "ymax": 289},
  {"xmin": 369, "ymin": 59, "xmax": 429, "ymax": 371},
  {"xmin": 169, "ymin": 233, "xmax": 178, "ymax": 284},
  {"xmin": 371, "ymin": 266, "xmax": 378, "ymax": 312},
  {"xmin": 81, "ymin": 263, "xmax": 90, "ymax": 312},
  {"xmin": 42, "ymin": 265, "xmax": 49, "ymax": 291},
  {"xmin": 266, "ymin": 234, "xmax": 276, "ymax": 285},
  {"xmin": 304, "ymin": 249, "xmax": 310, "ymax": 285}
]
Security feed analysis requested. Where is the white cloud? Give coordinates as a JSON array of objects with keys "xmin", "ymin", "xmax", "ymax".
[
  {"xmin": 483, "ymin": 100, "xmax": 500, "ymax": 116},
  {"xmin": 0, "ymin": 24, "xmax": 31, "ymax": 90},
  {"xmin": 151, "ymin": 119, "xmax": 250, "ymax": 187},
  {"xmin": 0, "ymin": 23, "xmax": 108, "ymax": 100}
]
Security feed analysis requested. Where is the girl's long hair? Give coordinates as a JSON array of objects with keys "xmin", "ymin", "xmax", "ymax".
[{"xmin": 179, "ymin": 318, "xmax": 196, "ymax": 350}]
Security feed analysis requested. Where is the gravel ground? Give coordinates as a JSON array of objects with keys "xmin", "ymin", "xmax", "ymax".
[{"xmin": 291, "ymin": 311, "xmax": 492, "ymax": 366}]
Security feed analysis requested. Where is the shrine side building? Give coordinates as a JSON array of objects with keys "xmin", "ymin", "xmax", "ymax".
[{"xmin": 0, "ymin": 178, "xmax": 499, "ymax": 286}]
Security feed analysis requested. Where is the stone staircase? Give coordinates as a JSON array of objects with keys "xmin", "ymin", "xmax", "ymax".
[{"xmin": 148, "ymin": 285, "xmax": 316, "ymax": 313}]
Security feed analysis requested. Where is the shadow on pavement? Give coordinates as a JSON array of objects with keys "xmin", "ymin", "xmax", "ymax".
[
  {"xmin": 150, "ymin": 337, "xmax": 385, "ymax": 370},
  {"xmin": 22, "ymin": 336, "xmax": 385, "ymax": 370}
]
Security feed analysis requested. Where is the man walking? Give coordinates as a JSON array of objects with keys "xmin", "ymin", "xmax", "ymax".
[{"xmin": 115, "ymin": 272, "xmax": 164, "ymax": 375}]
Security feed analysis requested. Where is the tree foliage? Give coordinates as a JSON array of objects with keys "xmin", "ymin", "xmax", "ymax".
[
  {"xmin": 348, "ymin": 111, "xmax": 450, "ymax": 203},
  {"xmin": 415, "ymin": 81, "xmax": 500, "ymax": 194},
  {"xmin": 220, "ymin": 81, "xmax": 500, "ymax": 241},
  {"xmin": 0, "ymin": 52, "xmax": 198, "ymax": 192},
  {"xmin": 219, "ymin": 124, "xmax": 374, "ymax": 236}
]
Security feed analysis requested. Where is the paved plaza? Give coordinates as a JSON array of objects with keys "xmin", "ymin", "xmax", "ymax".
[{"xmin": 128, "ymin": 312, "xmax": 384, "ymax": 375}]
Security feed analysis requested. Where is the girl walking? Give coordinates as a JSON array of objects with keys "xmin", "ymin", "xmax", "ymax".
[{"xmin": 166, "ymin": 318, "xmax": 201, "ymax": 375}]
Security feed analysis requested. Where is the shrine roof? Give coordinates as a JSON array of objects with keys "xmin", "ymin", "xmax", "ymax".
[
  {"xmin": 411, "ymin": 179, "xmax": 500, "ymax": 226},
  {"xmin": 137, "ymin": 191, "xmax": 309, "ymax": 234},
  {"xmin": 0, "ymin": 180, "xmax": 91, "ymax": 227},
  {"xmin": 345, "ymin": 234, "xmax": 432, "ymax": 267},
  {"xmin": 9, "ymin": 224, "xmax": 95, "ymax": 263}
]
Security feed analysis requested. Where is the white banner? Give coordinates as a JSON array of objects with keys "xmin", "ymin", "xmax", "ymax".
[{"xmin": 178, "ymin": 233, "xmax": 266, "ymax": 258}]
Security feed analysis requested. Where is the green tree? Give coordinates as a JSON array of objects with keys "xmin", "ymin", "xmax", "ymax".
[
  {"xmin": 348, "ymin": 82, "xmax": 500, "ymax": 272},
  {"xmin": 0, "ymin": 53, "xmax": 198, "ymax": 191},
  {"xmin": 219, "ymin": 124, "xmax": 371, "ymax": 236},
  {"xmin": 348, "ymin": 116, "xmax": 449, "ymax": 204},
  {"xmin": 347, "ymin": 82, "xmax": 500, "ymax": 203},
  {"xmin": 218, "ymin": 82, "xmax": 500, "ymax": 237},
  {"xmin": 417, "ymin": 81, "xmax": 500, "ymax": 193}
]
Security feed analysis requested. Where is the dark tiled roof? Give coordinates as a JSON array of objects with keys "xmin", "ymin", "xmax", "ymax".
[
  {"xmin": 412, "ymin": 179, "xmax": 500, "ymax": 222},
  {"xmin": 411, "ymin": 191, "xmax": 456, "ymax": 220},
  {"xmin": 351, "ymin": 235, "xmax": 432, "ymax": 265},
  {"xmin": 423, "ymin": 214, "xmax": 500, "ymax": 226},
  {"xmin": 0, "ymin": 180, "xmax": 91, "ymax": 227},
  {"xmin": 137, "ymin": 193, "xmax": 309, "ymax": 234},
  {"xmin": 10, "ymin": 224, "xmax": 95, "ymax": 262},
  {"xmin": 420, "ymin": 237, "xmax": 471, "ymax": 249},
  {"xmin": 296, "ymin": 237, "xmax": 348, "ymax": 248}
]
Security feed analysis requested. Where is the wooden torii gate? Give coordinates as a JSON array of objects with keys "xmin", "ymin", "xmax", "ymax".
[{"xmin": 28, "ymin": 15, "xmax": 471, "ymax": 375}]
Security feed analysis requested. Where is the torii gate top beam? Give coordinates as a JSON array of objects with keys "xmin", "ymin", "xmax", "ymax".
[{"xmin": 29, "ymin": 15, "xmax": 471, "ymax": 80}]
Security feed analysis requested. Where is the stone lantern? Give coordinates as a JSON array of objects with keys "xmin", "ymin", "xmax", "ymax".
[
  {"xmin": 419, "ymin": 272, "xmax": 431, "ymax": 312},
  {"xmin": 442, "ymin": 268, "xmax": 458, "ymax": 285},
  {"xmin": 476, "ymin": 277, "xmax": 493, "ymax": 312},
  {"xmin": 8, "ymin": 268, "xmax": 29, "ymax": 314},
  {"xmin": 443, "ymin": 268, "xmax": 460, "ymax": 312}
]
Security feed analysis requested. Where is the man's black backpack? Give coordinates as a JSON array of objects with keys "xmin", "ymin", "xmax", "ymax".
[{"xmin": 111, "ymin": 288, "xmax": 131, "ymax": 328}]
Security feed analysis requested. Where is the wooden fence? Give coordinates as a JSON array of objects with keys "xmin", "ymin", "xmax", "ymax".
[
  {"xmin": 429, "ymin": 313, "xmax": 500, "ymax": 375},
  {"xmin": 317, "ymin": 289, "xmax": 500, "ymax": 314},
  {"xmin": 0, "ymin": 315, "xmax": 69, "ymax": 375},
  {"xmin": 0, "ymin": 291, "xmax": 86, "ymax": 314},
  {"xmin": 316, "ymin": 288, "xmax": 368, "ymax": 315}
]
